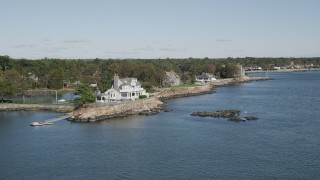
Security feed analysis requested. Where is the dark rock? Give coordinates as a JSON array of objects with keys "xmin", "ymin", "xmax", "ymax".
[
  {"xmin": 229, "ymin": 116, "xmax": 246, "ymax": 122},
  {"xmin": 245, "ymin": 116, "xmax": 259, "ymax": 120},
  {"xmin": 191, "ymin": 110, "xmax": 259, "ymax": 123},
  {"xmin": 139, "ymin": 110, "xmax": 160, "ymax": 116},
  {"xmin": 191, "ymin": 110, "xmax": 241, "ymax": 118}
]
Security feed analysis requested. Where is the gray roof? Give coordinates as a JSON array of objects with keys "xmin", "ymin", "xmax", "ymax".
[
  {"xmin": 196, "ymin": 73, "xmax": 214, "ymax": 79},
  {"xmin": 164, "ymin": 71, "xmax": 180, "ymax": 79},
  {"xmin": 119, "ymin": 78, "xmax": 141, "ymax": 86}
]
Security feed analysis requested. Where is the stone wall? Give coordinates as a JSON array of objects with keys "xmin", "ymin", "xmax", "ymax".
[
  {"xmin": 156, "ymin": 84, "xmax": 212, "ymax": 99},
  {"xmin": 0, "ymin": 104, "xmax": 75, "ymax": 113}
]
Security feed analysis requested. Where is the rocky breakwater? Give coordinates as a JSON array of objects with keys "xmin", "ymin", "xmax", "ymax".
[
  {"xmin": 155, "ymin": 84, "xmax": 213, "ymax": 100},
  {"xmin": 69, "ymin": 97, "xmax": 164, "ymax": 122},
  {"xmin": 191, "ymin": 110, "xmax": 259, "ymax": 122},
  {"xmin": 0, "ymin": 103, "xmax": 75, "ymax": 113},
  {"xmin": 154, "ymin": 76, "xmax": 270, "ymax": 100},
  {"xmin": 211, "ymin": 76, "xmax": 270, "ymax": 88}
]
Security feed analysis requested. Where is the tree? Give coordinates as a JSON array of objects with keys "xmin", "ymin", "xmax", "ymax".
[
  {"xmin": 220, "ymin": 63, "xmax": 238, "ymax": 78},
  {"xmin": 0, "ymin": 69, "xmax": 24, "ymax": 97},
  {"xmin": 0, "ymin": 77, "xmax": 14, "ymax": 98},
  {"xmin": 74, "ymin": 84, "xmax": 96, "ymax": 106},
  {"xmin": 46, "ymin": 67, "xmax": 64, "ymax": 89},
  {"xmin": 0, "ymin": 55, "xmax": 11, "ymax": 71}
]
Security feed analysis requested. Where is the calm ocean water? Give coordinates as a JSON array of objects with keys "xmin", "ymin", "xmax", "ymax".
[{"xmin": 0, "ymin": 71, "xmax": 319, "ymax": 180}]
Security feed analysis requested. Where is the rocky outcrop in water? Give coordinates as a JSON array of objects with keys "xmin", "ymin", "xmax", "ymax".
[
  {"xmin": 191, "ymin": 110, "xmax": 259, "ymax": 122},
  {"xmin": 244, "ymin": 116, "xmax": 259, "ymax": 120},
  {"xmin": 191, "ymin": 110, "xmax": 241, "ymax": 118}
]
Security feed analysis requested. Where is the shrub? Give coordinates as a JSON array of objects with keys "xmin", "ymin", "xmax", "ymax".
[{"xmin": 139, "ymin": 95, "xmax": 147, "ymax": 99}]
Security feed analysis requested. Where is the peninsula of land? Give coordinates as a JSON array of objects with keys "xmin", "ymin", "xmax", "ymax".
[{"xmin": 68, "ymin": 76, "xmax": 269, "ymax": 122}]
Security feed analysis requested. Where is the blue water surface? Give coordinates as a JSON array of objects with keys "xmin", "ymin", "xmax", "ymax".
[{"xmin": 0, "ymin": 71, "xmax": 319, "ymax": 179}]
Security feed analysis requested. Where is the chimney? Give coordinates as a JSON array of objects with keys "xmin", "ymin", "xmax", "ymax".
[{"xmin": 113, "ymin": 73, "xmax": 119, "ymax": 89}]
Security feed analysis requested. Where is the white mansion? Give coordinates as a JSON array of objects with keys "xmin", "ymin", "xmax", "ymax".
[{"xmin": 96, "ymin": 74, "xmax": 149, "ymax": 102}]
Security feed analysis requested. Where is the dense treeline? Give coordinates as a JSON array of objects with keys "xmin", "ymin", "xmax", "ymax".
[{"xmin": 0, "ymin": 55, "xmax": 319, "ymax": 97}]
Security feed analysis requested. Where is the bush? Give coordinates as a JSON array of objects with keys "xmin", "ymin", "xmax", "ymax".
[{"xmin": 139, "ymin": 95, "xmax": 147, "ymax": 99}]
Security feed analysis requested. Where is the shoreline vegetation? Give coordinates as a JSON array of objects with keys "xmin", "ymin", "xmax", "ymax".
[{"xmin": 68, "ymin": 76, "xmax": 269, "ymax": 122}]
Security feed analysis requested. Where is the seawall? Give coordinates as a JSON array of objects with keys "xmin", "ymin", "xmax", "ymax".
[
  {"xmin": 155, "ymin": 84, "xmax": 213, "ymax": 100},
  {"xmin": 155, "ymin": 76, "xmax": 270, "ymax": 99},
  {"xmin": 246, "ymin": 68, "xmax": 320, "ymax": 74},
  {"xmin": 0, "ymin": 104, "xmax": 75, "ymax": 113},
  {"xmin": 211, "ymin": 76, "xmax": 270, "ymax": 88}
]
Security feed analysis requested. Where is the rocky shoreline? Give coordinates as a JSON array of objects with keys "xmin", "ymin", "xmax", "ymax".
[
  {"xmin": 68, "ymin": 76, "xmax": 270, "ymax": 122},
  {"xmin": 68, "ymin": 97, "xmax": 164, "ymax": 122}
]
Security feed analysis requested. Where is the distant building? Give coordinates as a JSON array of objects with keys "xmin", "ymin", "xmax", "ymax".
[
  {"xmin": 27, "ymin": 72, "xmax": 39, "ymax": 83},
  {"xmin": 90, "ymin": 83, "xmax": 99, "ymax": 91},
  {"xmin": 245, "ymin": 66, "xmax": 262, "ymax": 71},
  {"xmin": 96, "ymin": 74, "xmax": 149, "ymax": 102},
  {"xmin": 162, "ymin": 70, "xmax": 181, "ymax": 86},
  {"xmin": 195, "ymin": 73, "xmax": 216, "ymax": 84}
]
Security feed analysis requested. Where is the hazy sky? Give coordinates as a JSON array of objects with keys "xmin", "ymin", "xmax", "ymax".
[{"xmin": 1, "ymin": 0, "xmax": 319, "ymax": 59}]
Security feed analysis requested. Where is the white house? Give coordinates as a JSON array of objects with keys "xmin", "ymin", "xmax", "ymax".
[
  {"xmin": 96, "ymin": 74, "xmax": 149, "ymax": 102},
  {"xmin": 195, "ymin": 73, "xmax": 216, "ymax": 84}
]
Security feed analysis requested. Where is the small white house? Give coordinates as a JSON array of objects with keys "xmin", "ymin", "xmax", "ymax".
[
  {"xmin": 195, "ymin": 73, "xmax": 216, "ymax": 84},
  {"xmin": 96, "ymin": 74, "xmax": 149, "ymax": 102}
]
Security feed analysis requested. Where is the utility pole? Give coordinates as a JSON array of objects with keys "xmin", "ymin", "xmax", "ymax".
[{"xmin": 55, "ymin": 90, "xmax": 57, "ymax": 103}]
